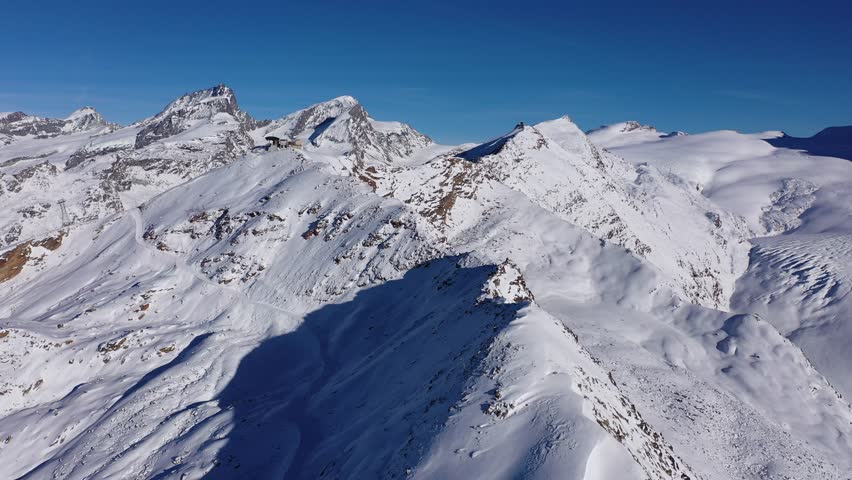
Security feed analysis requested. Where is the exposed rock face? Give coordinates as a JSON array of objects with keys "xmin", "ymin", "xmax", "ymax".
[
  {"xmin": 760, "ymin": 178, "xmax": 819, "ymax": 234},
  {"xmin": 0, "ymin": 231, "xmax": 64, "ymax": 283},
  {"xmin": 479, "ymin": 259, "xmax": 534, "ymax": 303},
  {"xmin": 620, "ymin": 120, "xmax": 657, "ymax": 133},
  {"xmin": 315, "ymin": 103, "xmax": 432, "ymax": 163}
]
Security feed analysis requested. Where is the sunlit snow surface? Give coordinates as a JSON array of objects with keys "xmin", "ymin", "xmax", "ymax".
[
  {"xmin": 606, "ymin": 127, "xmax": 852, "ymax": 404},
  {"xmin": 1, "ymin": 88, "xmax": 852, "ymax": 479}
]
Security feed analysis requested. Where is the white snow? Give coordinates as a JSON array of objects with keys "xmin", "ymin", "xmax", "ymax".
[{"xmin": 601, "ymin": 122, "xmax": 852, "ymax": 410}]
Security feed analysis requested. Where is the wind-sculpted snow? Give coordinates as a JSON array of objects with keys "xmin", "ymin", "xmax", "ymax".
[
  {"xmin": 3, "ymin": 87, "xmax": 852, "ymax": 479},
  {"xmin": 607, "ymin": 123, "xmax": 852, "ymax": 410},
  {"xmin": 732, "ymin": 234, "xmax": 852, "ymax": 399}
]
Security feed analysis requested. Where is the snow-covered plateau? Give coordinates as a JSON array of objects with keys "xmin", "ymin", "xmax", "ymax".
[{"xmin": 1, "ymin": 85, "xmax": 851, "ymax": 479}]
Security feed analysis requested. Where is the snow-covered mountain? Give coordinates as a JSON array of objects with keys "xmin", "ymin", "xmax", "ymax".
[
  {"xmin": 2, "ymin": 86, "xmax": 852, "ymax": 479},
  {"xmin": 252, "ymin": 94, "xmax": 435, "ymax": 178},
  {"xmin": 0, "ymin": 85, "xmax": 256, "ymax": 248},
  {"xmin": 587, "ymin": 121, "xmax": 686, "ymax": 149}
]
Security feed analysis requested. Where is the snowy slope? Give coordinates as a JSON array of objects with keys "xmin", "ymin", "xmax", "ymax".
[
  {"xmin": 601, "ymin": 124, "xmax": 852, "ymax": 404},
  {"xmin": 2, "ymin": 90, "xmax": 852, "ymax": 479}
]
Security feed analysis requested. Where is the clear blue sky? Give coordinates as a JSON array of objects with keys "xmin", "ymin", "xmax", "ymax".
[{"xmin": 3, "ymin": 0, "xmax": 851, "ymax": 144}]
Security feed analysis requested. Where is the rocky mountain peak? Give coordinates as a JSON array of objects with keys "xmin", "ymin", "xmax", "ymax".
[
  {"xmin": 255, "ymin": 95, "xmax": 431, "ymax": 165},
  {"xmin": 457, "ymin": 117, "xmax": 591, "ymax": 163},
  {"xmin": 0, "ymin": 111, "xmax": 28, "ymax": 124},
  {"xmin": 327, "ymin": 95, "xmax": 359, "ymax": 108},
  {"xmin": 147, "ymin": 84, "xmax": 242, "ymax": 122},
  {"xmin": 135, "ymin": 84, "xmax": 251, "ymax": 148},
  {"xmin": 622, "ymin": 120, "xmax": 657, "ymax": 132},
  {"xmin": 63, "ymin": 106, "xmax": 115, "ymax": 134}
]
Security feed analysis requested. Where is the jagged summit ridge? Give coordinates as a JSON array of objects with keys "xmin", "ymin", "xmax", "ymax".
[
  {"xmin": 587, "ymin": 120, "xmax": 658, "ymax": 135},
  {"xmin": 65, "ymin": 106, "xmax": 99, "ymax": 121}
]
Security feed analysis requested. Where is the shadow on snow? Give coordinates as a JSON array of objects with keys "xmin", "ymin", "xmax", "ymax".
[{"xmin": 205, "ymin": 255, "xmax": 525, "ymax": 479}]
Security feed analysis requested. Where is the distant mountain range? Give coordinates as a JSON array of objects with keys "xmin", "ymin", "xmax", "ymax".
[{"xmin": 1, "ymin": 85, "xmax": 851, "ymax": 479}]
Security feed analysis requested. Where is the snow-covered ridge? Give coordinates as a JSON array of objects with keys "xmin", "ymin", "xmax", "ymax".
[{"xmin": 431, "ymin": 117, "xmax": 751, "ymax": 309}]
